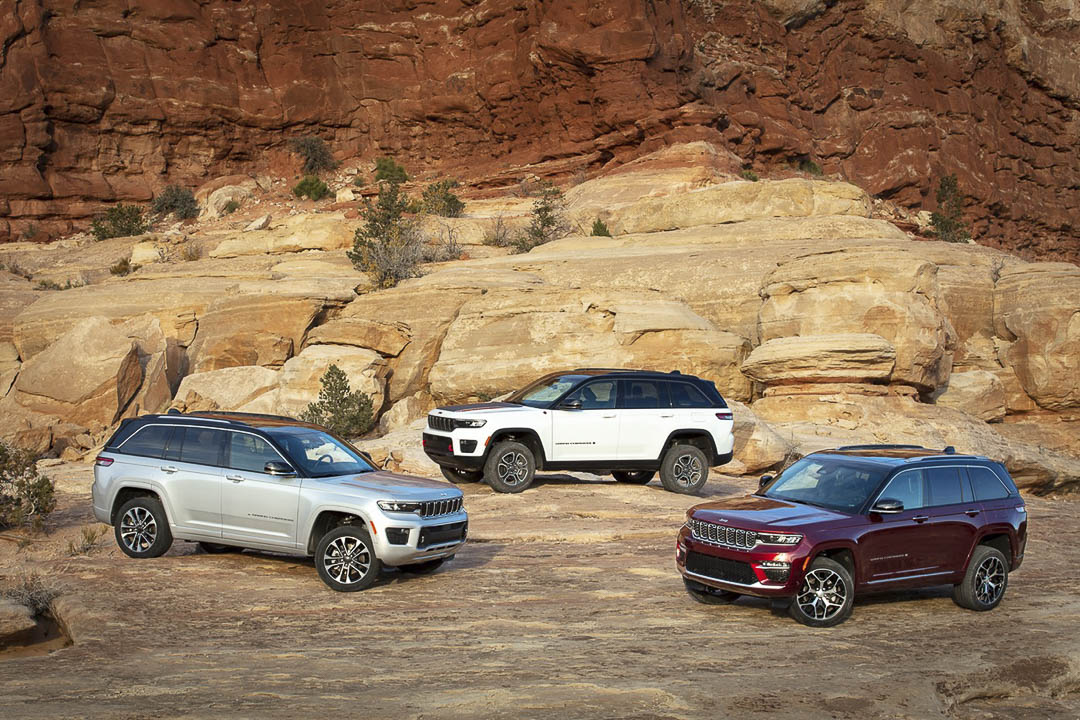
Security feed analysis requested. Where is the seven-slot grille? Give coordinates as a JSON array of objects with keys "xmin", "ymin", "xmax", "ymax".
[
  {"xmin": 685, "ymin": 551, "xmax": 758, "ymax": 585},
  {"xmin": 690, "ymin": 519, "xmax": 758, "ymax": 549},
  {"xmin": 428, "ymin": 414, "xmax": 455, "ymax": 432},
  {"xmin": 419, "ymin": 497, "xmax": 463, "ymax": 517}
]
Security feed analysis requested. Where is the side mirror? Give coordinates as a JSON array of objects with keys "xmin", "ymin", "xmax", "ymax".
[
  {"xmin": 559, "ymin": 399, "xmax": 583, "ymax": 411},
  {"xmin": 264, "ymin": 461, "xmax": 297, "ymax": 478},
  {"xmin": 759, "ymin": 474, "xmax": 774, "ymax": 488},
  {"xmin": 872, "ymin": 498, "xmax": 904, "ymax": 514}
]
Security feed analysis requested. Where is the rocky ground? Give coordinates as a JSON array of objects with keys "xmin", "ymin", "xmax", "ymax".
[{"xmin": 1, "ymin": 462, "xmax": 1078, "ymax": 719}]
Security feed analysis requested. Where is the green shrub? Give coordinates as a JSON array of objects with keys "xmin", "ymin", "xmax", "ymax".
[
  {"xmin": 420, "ymin": 179, "xmax": 465, "ymax": 217},
  {"xmin": 347, "ymin": 180, "xmax": 422, "ymax": 288},
  {"xmin": 151, "ymin": 185, "xmax": 199, "ymax": 219},
  {"xmin": 290, "ymin": 136, "xmax": 338, "ymax": 175},
  {"xmin": 91, "ymin": 204, "xmax": 148, "ymax": 241},
  {"xmin": 0, "ymin": 441, "xmax": 56, "ymax": 531},
  {"xmin": 223, "ymin": 199, "xmax": 240, "ymax": 215},
  {"xmin": 109, "ymin": 257, "xmax": 137, "ymax": 276},
  {"xmin": 374, "ymin": 157, "xmax": 408, "ymax": 184},
  {"xmin": 35, "ymin": 278, "xmax": 81, "ymax": 291},
  {"xmin": 930, "ymin": 174, "xmax": 972, "ymax": 243},
  {"xmin": 590, "ymin": 218, "xmax": 611, "ymax": 237},
  {"xmin": 299, "ymin": 364, "xmax": 374, "ymax": 438},
  {"xmin": 510, "ymin": 181, "xmax": 567, "ymax": 253},
  {"xmin": 798, "ymin": 158, "xmax": 823, "ymax": 176},
  {"xmin": 740, "ymin": 169, "xmax": 759, "ymax": 182},
  {"xmin": 293, "ymin": 175, "xmax": 330, "ymax": 201}
]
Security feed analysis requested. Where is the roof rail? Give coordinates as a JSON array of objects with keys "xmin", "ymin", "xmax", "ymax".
[
  {"xmin": 187, "ymin": 411, "xmax": 299, "ymax": 423},
  {"xmin": 835, "ymin": 444, "xmax": 928, "ymax": 451}
]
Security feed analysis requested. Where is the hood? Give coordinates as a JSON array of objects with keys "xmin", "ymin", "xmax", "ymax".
[
  {"xmin": 312, "ymin": 471, "xmax": 463, "ymax": 499},
  {"xmin": 432, "ymin": 402, "xmax": 541, "ymax": 416},
  {"xmin": 690, "ymin": 494, "xmax": 852, "ymax": 530}
]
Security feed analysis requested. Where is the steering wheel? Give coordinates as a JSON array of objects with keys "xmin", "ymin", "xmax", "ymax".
[{"xmin": 317, "ymin": 454, "xmax": 333, "ymax": 464}]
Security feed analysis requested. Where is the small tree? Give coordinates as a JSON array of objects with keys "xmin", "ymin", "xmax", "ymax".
[
  {"xmin": 590, "ymin": 218, "xmax": 611, "ymax": 237},
  {"xmin": 347, "ymin": 180, "xmax": 424, "ymax": 288},
  {"xmin": 293, "ymin": 175, "xmax": 330, "ymax": 201},
  {"xmin": 420, "ymin": 179, "xmax": 465, "ymax": 217},
  {"xmin": 91, "ymin": 204, "xmax": 148, "ymax": 241},
  {"xmin": 299, "ymin": 365, "xmax": 374, "ymax": 437},
  {"xmin": 0, "ymin": 441, "xmax": 56, "ymax": 531},
  {"xmin": 931, "ymin": 174, "xmax": 971, "ymax": 243},
  {"xmin": 374, "ymin": 157, "xmax": 408, "ymax": 184},
  {"xmin": 511, "ymin": 181, "xmax": 567, "ymax": 253},
  {"xmin": 151, "ymin": 185, "xmax": 199, "ymax": 219},
  {"xmin": 290, "ymin": 136, "xmax": 337, "ymax": 175}
]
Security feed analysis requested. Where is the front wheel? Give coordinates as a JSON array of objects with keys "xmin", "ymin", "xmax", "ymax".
[
  {"xmin": 788, "ymin": 557, "xmax": 854, "ymax": 627},
  {"xmin": 441, "ymin": 467, "xmax": 483, "ymax": 484},
  {"xmin": 659, "ymin": 444, "xmax": 709, "ymax": 494},
  {"xmin": 684, "ymin": 578, "xmax": 740, "ymax": 605},
  {"xmin": 315, "ymin": 525, "xmax": 382, "ymax": 592},
  {"xmin": 115, "ymin": 496, "xmax": 173, "ymax": 559},
  {"xmin": 952, "ymin": 545, "xmax": 1009, "ymax": 611},
  {"xmin": 484, "ymin": 441, "xmax": 536, "ymax": 493},
  {"xmin": 613, "ymin": 470, "xmax": 655, "ymax": 485}
]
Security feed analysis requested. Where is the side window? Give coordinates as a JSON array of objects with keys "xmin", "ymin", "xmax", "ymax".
[
  {"xmin": 968, "ymin": 466, "xmax": 1011, "ymax": 501},
  {"xmin": 177, "ymin": 427, "xmax": 228, "ymax": 467},
  {"xmin": 878, "ymin": 470, "xmax": 925, "ymax": 511},
  {"xmin": 226, "ymin": 433, "xmax": 284, "ymax": 473},
  {"xmin": 622, "ymin": 380, "xmax": 664, "ymax": 409},
  {"xmin": 669, "ymin": 382, "xmax": 711, "ymax": 408},
  {"xmin": 565, "ymin": 380, "xmax": 617, "ymax": 410},
  {"xmin": 119, "ymin": 425, "xmax": 173, "ymax": 459},
  {"xmin": 926, "ymin": 467, "xmax": 964, "ymax": 506}
]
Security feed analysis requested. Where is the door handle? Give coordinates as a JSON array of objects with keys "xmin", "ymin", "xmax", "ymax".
[
  {"xmin": 912, "ymin": 515, "xmax": 929, "ymax": 523},
  {"xmin": 660, "ymin": 414, "xmax": 674, "ymax": 418},
  {"xmin": 160, "ymin": 466, "xmax": 178, "ymax": 474},
  {"xmin": 964, "ymin": 509, "xmax": 980, "ymax": 517},
  {"xmin": 602, "ymin": 414, "xmax": 616, "ymax": 418},
  {"xmin": 226, "ymin": 474, "xmax": 245, "ymax": 483}
]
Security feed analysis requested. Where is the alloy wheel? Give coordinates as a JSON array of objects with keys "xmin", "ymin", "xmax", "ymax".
[
  {"xmin": 974, "ymin": 555, "xmax": 1006, "ymax": 605},
  {"xmin": 119, "ymin": 506, "xmax": 158, "ymax": 553},
  {"xmin": 497, "ymin": 451, "xmax": 529, "ymax": 486},
  {"xmin": 796, "ymin": 568, "xmax": 848, "ymax": 621},
  {"xmin": 322, "ymin": 535, "xmax": 372, "ymax": 586},
  {"xmin": 672, "ymin": 454, "xmax": 703, "ymax": 488}
]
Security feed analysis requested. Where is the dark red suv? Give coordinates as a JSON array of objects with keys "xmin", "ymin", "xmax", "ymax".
[{"xmin": 676, "ymin": 445, "xmax": 1027, "ymax": 626}]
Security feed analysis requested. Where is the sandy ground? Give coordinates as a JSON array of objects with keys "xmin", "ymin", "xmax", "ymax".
[{"xmin": 1, "ymin": 462, "xmax": 1078, "ymax": 719}]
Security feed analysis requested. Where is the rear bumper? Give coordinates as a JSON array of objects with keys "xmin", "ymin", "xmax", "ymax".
[
  {"xmin": 712, "ymin": 450, "xmax": 733, "ymax": 467},
  {"xmin": 675, "ymin": 526, "xmax": 808, "ymax": 598}
]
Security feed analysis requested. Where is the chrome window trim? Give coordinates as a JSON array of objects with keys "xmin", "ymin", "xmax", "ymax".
[
  {"xmin": 223, "ymin": 429, "xmax": 293, "ymax": 475},
  {"xmin": 965, "ymin": 465, "xmax": 1013, "ymax": 502},
  {"xmin": 117, "ymin": 423, "xmax": 292, "ymax": 473},
  {"xmin": 871, "ymin": 463, "xmax": 1009, "ymax": 511}
]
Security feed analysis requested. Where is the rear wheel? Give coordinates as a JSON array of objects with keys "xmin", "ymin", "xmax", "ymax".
[
  {"xmin": 659, "ymin": 444, "xmax": 709, "ymax": 494},
  {"xmin": 788, "ymin": 557, "xmax": 854, "ymax": 627},
  {"xmin": 315, "ymin": 525, "xmax": 381, "ymax": 592},
  {"xmin": 441, "ymin": 467, "xmax": 483, "ymax": 484},
  {"xmin": 952, "ymin": 545, "xmax": 1009, "ymax": 611},
  {"xmin": 613, "ymin": 470, "xmax": 655, "ymax": 485},
  {"xmin": 484, "ymin": 440, "xmax": 536, "ymax": 493},
  {"xmin": 684, "ymin": 578, "xmax": 739, "ymax": 605},
  {"xmin": 115, "ymin": 497, "xmax": 173, "ymax": 559}
]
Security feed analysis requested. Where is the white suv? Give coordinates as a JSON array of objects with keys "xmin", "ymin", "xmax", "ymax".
[
  {"xmin": 92, "ymin": 411, "xmax": 467, "ymax": 592},
  {"xmin": 423, "ymin": 369, "xmax": 735, "ymax": 494}
]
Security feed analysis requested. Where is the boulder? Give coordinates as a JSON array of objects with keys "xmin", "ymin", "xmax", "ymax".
[
  {"xmin": 0, "ymin": 341, "xmax": 18, "ymax": 374},
  {"xmin": 199, "ymin": 177, "xmax": 260, "ymax": 219},
  {"xmin": 726, "ymin": 400, "xmax": 793, "ymax": 475},
  {"xmin": 130, "ymin": 242, "xmax": 165, "ymax": 266},
  {"xmin": 172, "ymin": 366, "xmax": 281, "ymax": 413},
  {"xmin": 244, "ymin": 214, "xmax": 272, "ymax": 232},
  {"xmin": 934, "ymin": 370, "xmax": 1007, "ymax": 422},
  {"xmin": 741, "ymin": 334, "xmax": 896, "ymax": 385},
  {"xmin": 209, "ymin": 213, "xmax": 353, "ymax": 258},
  {"xmin": 994, "ymin": 262, "xmax": 1080, "ymax": 410},
  {"xmin": 335, "ymin": 188, "xmax": 356, "ymax": 203},
  {"xmin": 356, "ymin": 420, "xmax": 440, "ymax": 478},
  {"xmin": 305, "ymin": 318, "xmax": 411, "ymax": 357},
  {"xmin": 0, "ymin": 599, "xmax": 37, "ymax": 641},
  {"xmin": 378, "ymin": 393, "xmax": 433, "ymax": 434}
]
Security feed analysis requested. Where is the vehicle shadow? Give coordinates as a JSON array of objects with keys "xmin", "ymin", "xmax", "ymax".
[
  {"xmin": 715, "ymin": 585, "xmax": 955, "ymax": 618},
  {"xmin": 527, "ymin": 472, "xmax": 750, "ymax": 499}
]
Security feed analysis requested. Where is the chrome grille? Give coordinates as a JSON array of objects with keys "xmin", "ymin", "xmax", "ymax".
[
  {"xmin": 690, "ymin": 519, "xmax": 758, "ymax": 549},
  {"xmin": 428, "ymin": 415, "xmax": 455, "ymax": 432},
  {"xmin": 419, "ymin": 497, "xmax": 463, "ymax": 517}
]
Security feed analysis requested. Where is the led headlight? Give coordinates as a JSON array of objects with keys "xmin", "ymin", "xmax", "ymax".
[
  {"xmin": 758, "ymin": 532, "xmax": 803, "ymax": 545},
  {"xmin": 453, "ymin": 419, "xmax": 487, "ymax": 429},
  {"xmin": 377, "ymin": 500, "xmax": 423, "ymax": 513}
]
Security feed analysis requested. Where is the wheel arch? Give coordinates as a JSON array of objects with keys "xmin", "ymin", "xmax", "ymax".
[
  {"xmin": 658, "ymin": 430, "xmax": 717, "ymax": 462},
  {"xmin": 486, "ymin": 428, "xmax": 547, "ymax": 467},
  {"xmin": 110, "ymin": 484, "xmax": 167, "ymax": 525},
  {"xmin": 810, "ymin": 544, "xmax": 858, "ymax": 584},
  {"xmin": 305, "ymin": 506, "xmax": 373, "ymax": 555},
  {"xmin": 973, "ymin": 531, "xmax": 1014, "ymax": 570}
]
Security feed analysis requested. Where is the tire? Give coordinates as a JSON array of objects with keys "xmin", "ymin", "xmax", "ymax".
[
  {"xmin": 400, "ymin": 557, "xmax": 447, "ymax": 575},
  {"xmin": 483, "ymin": 440, "xmax": 536, "ymax": 493},
  {"xmin": 788, "ymin": 556, "xmax": 855, "ymax": 628},
  {"xmin": 659, "ymin": 444, "xmax": 710, "ymax": 494},
  {"xmin": 315, "ymin": 525, "xmax": 382, "ymax": 592},
  {"xmin": 613, "ymin": 470, "xmax": 655, "ymax": 485},
  {"xmin": 952, "ymin": 545, "xmax": 1009, "ymax": 611},
  {"xmin": 198, "ymin": 542, "xmax": 235, "ymax": 554},
  {"xmin": 114, "ymin": 496, "xmax": 173, "ymax": 559},
  {"xmin": 684, "ymin": 578, "xmax": 740, "ymax": 605},
  {"xmin": 441, "ymin": 467, "xmax": 483, "ymax": 484}
]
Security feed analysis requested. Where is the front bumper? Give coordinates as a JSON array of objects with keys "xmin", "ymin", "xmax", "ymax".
[
  {"xmin": 675, "ymin": 526, "xmax": 808, "ymax": 598},
  {"xmin": 422, "ymin": 429, "xmax": 487, "ymax": 471},
  {"xmin": 370, "ymin": 509, "xmax": 469, "ymax": 566}
]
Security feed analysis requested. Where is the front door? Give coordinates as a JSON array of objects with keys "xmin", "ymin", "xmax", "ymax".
[
  {"xmin": 549, "ymin": 379, "xmax": 620, "ymax": 461},
  {"xmin": 220, "ymin": 431, "xmax": 301, "ymax": 548},
  {"xmin": 858, "ymin": 469, "xmax": 936, "ymax": 585}
]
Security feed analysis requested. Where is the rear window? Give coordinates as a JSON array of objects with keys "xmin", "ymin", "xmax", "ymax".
[
  {"xmin": 668, "ymin": 382, "xmax": 711, "ymax": 408},
  {"xmin": 170, "ymin": 427, "xmax": 228, "ymax": 467},
  {"xmin": 969, "ymin": 466, "xmax": 1011, "ymax": 501},
  {"xmin": 119, "ymin": 425, "xmax": 172, "ymax": 459},
  {"xmin": 622, "ymin": 379, "xmax": 663, "ymax": 409}
]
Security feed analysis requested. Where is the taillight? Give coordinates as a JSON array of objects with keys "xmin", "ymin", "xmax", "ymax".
[
  {"xmin": 715, "ymin": 411, "xmax": 733, "ymax": 421},
  {"xmin": 95, "ymin": 456, "xmax": 114, "ymax": 467}
]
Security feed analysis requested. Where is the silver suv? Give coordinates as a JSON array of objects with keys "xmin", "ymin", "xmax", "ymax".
[{"xmin": 91, "ymin": 411, "xmax": 467, "ymax": 592}]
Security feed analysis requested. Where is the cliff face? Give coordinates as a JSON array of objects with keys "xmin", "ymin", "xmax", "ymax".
[{"xmin": 2, "ymin": 0, "xmax": 1078, "ymax": 261}]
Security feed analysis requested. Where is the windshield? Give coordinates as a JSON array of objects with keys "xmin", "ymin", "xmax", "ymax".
[
  {"xmin": 506, "ymin": 374, "xmax": 589, "ymax": 408},
  {"xmin": 265, "ymin": 428, "xmax": 375, "ymax": 478},
  {"xmin": 762, "ymin": 456, "xmax": 889, "ymax": 513}
]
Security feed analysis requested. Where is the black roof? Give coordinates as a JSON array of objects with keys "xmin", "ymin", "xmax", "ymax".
[
  {"xmin": 809, "ymin": 444, "xmax": 991, "ymax": 465},
  {"xmin": 548, "ymin": 368, "xmax": 702, "ymax": 380}
]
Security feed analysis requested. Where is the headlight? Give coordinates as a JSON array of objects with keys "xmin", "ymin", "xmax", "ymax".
[
  {"xmin": 377, "ymin": 500, "xmax": 423, "ymax": 513},
  {"xmin": 758, "ymin": 532, "xmax": 803, "ymax": 545},
  {"xmin": 454, "ymin": 419, "xmax": 487, "ymax": 429}
]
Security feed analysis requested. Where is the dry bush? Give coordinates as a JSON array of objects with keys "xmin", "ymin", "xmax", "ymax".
[{"xmin": 1, "ymin": 571, "xmax": 60, "ymax": 615}]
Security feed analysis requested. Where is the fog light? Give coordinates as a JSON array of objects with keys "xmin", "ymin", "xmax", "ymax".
[
  {"xmin": 758, "ymin": 560, "xmax": 790, "ymax": 584},
  {"xmin": 385, "ymin": 528, "xmax": 410, "ymax": 545},
  {"xmin": 459, "ymin": 439, "xmax": 477, "ymax": 453}
]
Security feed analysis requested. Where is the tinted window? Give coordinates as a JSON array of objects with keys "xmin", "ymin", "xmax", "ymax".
[
  {"xmin": 177, "ymin": 427, "xmax": 228, "ymax": 467},
  {"xmin": 565, "ymin": 380, "xmax": 617, "ymax": 410},
  {"xmin": 227, "ymin": 432, "xmax": 284, "ymax": 473},
  {"xmin": 763, "ymin": 457, "xmax": 889, "ymax": 513},
  {"xmin": 927, "ymin": 467, "xmax": 964, "ymax": 506},
  {"xmin": 622, "ymin": 380, "xmax": 663, "ymax": 409},
  {"xmin": 506, "ymin": 374, "xmax": 590, "ymax": 408},
  {"xmin": 969, "ymin": 466, "xmax": 1010, "ymax": 501},
  {"xmin": 879, "ymin": 471, "xmax": 925, "ymax": 511},
  {"xmin": 120, "ymin": 425, "xmax": 173, "ymax": 458},
  {"xmin": 669, "ymin": 382, "xmax": 710, "ymax": 408},
  {"xmin": 265, "ymin": 428, "xmax": 374, "ymax": 478}
]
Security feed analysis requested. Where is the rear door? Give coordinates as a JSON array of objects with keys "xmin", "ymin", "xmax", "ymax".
[
  {"xmin": 615, "ymin": 378, "xmax": 670, "ymax": 460},
  {"xmin": 220, "ymin": 431, "xmax": 302, "ymax": 548},
  {"xmin": 549, "ymin": 379, "xmax": 620, "ymax": 461},
  {"xmin": 162, "ymin": 427, "xmax": 226, "ymax": 539},
  {"xmin": 922, "ymin": 465, "xmax": 981, "ymax": 575}
]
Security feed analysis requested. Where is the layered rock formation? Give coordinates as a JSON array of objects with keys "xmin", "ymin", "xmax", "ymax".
[{"xmin": 2, "ymin": 1, "xmax": 1078, "ymax": 261}]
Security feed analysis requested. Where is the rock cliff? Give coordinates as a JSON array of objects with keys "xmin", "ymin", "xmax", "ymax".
[{"xmin": 1, "ymin": 0, "xmax": 1077, "ymax": 261}]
